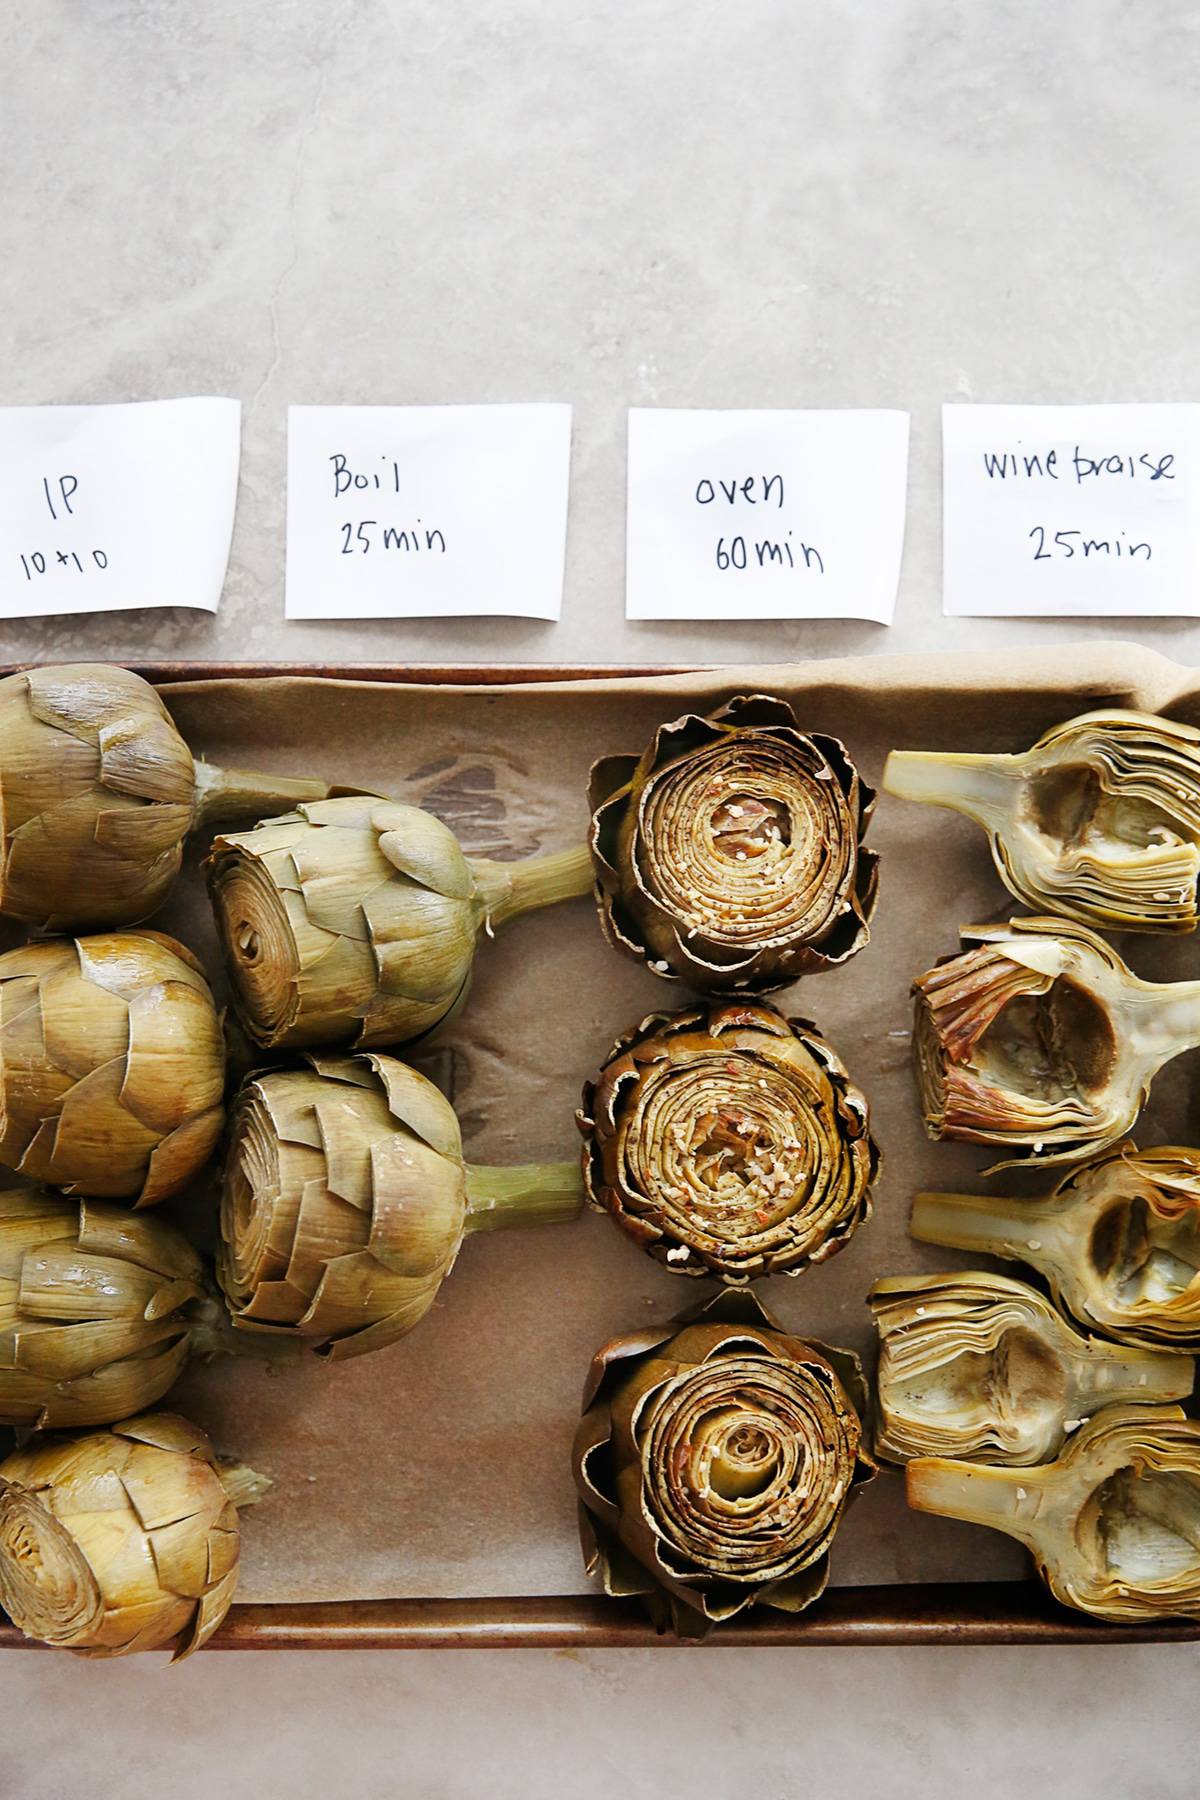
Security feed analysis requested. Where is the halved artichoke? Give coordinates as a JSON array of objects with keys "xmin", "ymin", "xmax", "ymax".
[
  {"xmin": 869, "ymin": 1270, "xmax": 1193, "ymax": 1466},
  {"xmin": 912, "ymin": 915, "xmax": 1200, "ymax": 1166},
  {"xmin": 911, "ymin": 1143, "xmax": 1200, "ymax": 1352},
  {"xmin": 885, "ymin": 709, "xmax": 1200, "ymax": 933},
  {"xmin": 208, "ymin": 796, "xmax": 593, "ymax": 1050},
  {"xmin": 589, "ymin": 695, "xmax": 878, "ymax": 991},
  {"xmin": 907, "ymin": 1405, "xmax": 1200, "ymax": 1623},
  {"xmin": 579, "ymin": 1001, "xmax": 877, "ymax": 1280},
  {"xmin": 573, "ymin": 1288, "xmax": 874, "ymax": 1636}
]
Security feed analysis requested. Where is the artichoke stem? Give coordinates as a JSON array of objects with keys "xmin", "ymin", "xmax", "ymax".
[
  {"xmin": 1072, "ymin": 1345, "xmax": 1195, "ymax": 1409},
  {"xmin": 906, "ymin": 1456, "xmax": 1044, "ymax": 1541},
  {"xmin": 463, "ymin": 1161, "xmax": 585, "ymax": 1233},
  {"xmin": 192, "ymin": 759, "xmax": 338, "ymax": 830},
  {"xmin": 883, "ymin": 749, "xmax": 1021, "ymax": 827},
  {"xmin": 910, "ymin": 1189, "xmax": 1046, "ymax": 1261},
  {"xmin": 472, "ymin": 843, "xmax": 594, "ymax": 931},
  {"xmin": 217, "ymin": 1462, "xmax": 272, "ymax": 1510},
  {"xmin": 1126, "ymin": 980, "xmax": 1200, "ymax": 1070}
]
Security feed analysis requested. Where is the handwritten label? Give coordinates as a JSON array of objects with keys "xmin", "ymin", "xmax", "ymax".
[
  {"xmin": 943, "ymin": 403, "xmax": 1200, "ymax": 617},
  {"xmin": 0, "ymin": 399, "xmax": 239, "ymax": 618},
  {"xmin": 625, "ymin": 408, "xmax": 909, "ymax": 622},
  {"xmin": 285, "ymin": 404, "xmax": 572, "ymax": 620}
]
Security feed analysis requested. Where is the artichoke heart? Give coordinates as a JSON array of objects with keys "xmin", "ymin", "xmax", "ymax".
[
  {"xmin": 912, "ymin": 915, "xmax": 1200, "ymax": 1166},
  {"xmin": 573, "ymin": 1289, "xmax": 874, "ymax": 1635},
  {"xmin": 885, "ymin": 708, "xmax": 1200, "ymax": 933},
  {"xmin": 589, "ymin": 694, "xmax": 878, "ymax": 990},
  {"xmin": 0, "ymin": 662, "xmax": 342, "ymax": 932},
  {"xmin": 579, "ymin": 1001, "xmax": 877, "ymax": 1281},
  {"xmin": 870, "ymin": 1270, "xmax": 1193, "ymax": 1466},
  {"xmin": 0, "ymin": 931, "xmax": 225, "ymax": 1206},
  {"xmin": 907, "ymin": 1406, "xmax": 1200, "ymax": 1623},
  {"xmin": 208, "ymin": 795, "xmax": 593, "ymax": 1050},
  {"xmin": 911, "ymin": 1143, "xmax": 1200, "ymax": 1352},
  {"xmin": 220, "ymin": 1053, "xmax": 583, "ymax": 1360},
  {"xmin": 0, "ymin": 1411, "xmax": 268, "ymax": 1657}
]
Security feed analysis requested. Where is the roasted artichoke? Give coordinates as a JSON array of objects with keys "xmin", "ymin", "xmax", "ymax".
[
  {"xmin": 0, "ymin": 662, "xmax": 340, "ymax": 932},
  {"xmin": 869, "ymin": 1270, "xmax": 1193, "ymax": 1466},
  {"xmin": 208, "ymin": 796, "xmax": 593, "ymax": 1050},
  {"xmin": 573, "ymin": 1289, "xmax": 873, "ymax": 1635},
  {"xmin": 911, "ymin": 1143, "xmax": 1200, "ymax": 1352},
  {"xmin": 0, "ymin": 932, "xmax": 225, "ymax": 1206},
  {"xmin": 220, "ymin": 1052, "xmax": 582, "ymax": 1359},
  {"xmin": 589, "ymin": 694, "xmax": 878, "ymax": 991},
  {"xmin": 579, "ymin": 1001, "xmax": 877, "ymax": 1280},
  {"xmin": 907, "ymin": 1405, "xmax": 1200, "ymax": 1623},
  {"xmin": 885, "ymin": 708, "xmax": 1200, "ymax": 933},
  {"xmin": 0, "ymin": 1411, "xmax": 268, "ymax": 1656},
  {"xmin": 912, "ymin": 915, "xmax": 1200, "ymax": 1166}
]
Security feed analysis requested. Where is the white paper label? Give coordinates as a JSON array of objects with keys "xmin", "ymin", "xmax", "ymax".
[
  {"xmin": 285, "ymin": 403, "xmax": 572, "ymax": 621},
  {"xmin": 0, "ymin": 398, "xmax": 240, "ymax": 618},
  {"xmin": 943, "ymin": 402, "xmax": 1200, "ymax": 617},
  {"xmin": 625, "ymin": 408, "xmax": 910, "ymax": 623}
]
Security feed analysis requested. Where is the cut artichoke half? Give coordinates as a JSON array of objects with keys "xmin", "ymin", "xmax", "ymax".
[
  {"xmin": 911, "ymin": 1142, "xmax": 1200, "ymax": 1352},
  {"xmin": 907, "ymin": 1405, "xmax": 1200, "ymax": 1623},
  {"xmin": 885, "ymin": 708, "xmax": 1200, "ymax": 934},
  {"xmin": 589, "ymin": 694, "xmax": 878, "ymax": 991},
  {"xmin": 912, "ymin": 915, "xmax": 1200, "ymax": 1167},
  {"xmin": 869, "ymin": 1270, "xmax": 1193, "ymax": 1466},
  {"xmin": 579, "ymin": 1000, "xmax": 877, "ymax": 1281}
]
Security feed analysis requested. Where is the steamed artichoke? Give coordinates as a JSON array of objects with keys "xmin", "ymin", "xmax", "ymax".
[
  {"xmin": 0, "ymin": 1412, "xmax": 267, "ymax": 1657},
  {"xmin": 220, "ymin": 1053, "xmax": 583, "ymax": 1359},
  {"xmin": 589, "ymin": 695, "xmax": 878, "ymax": 991},
  {"xmin": 0, "ymin": 932, "xmax": 225, "ymax": 1205},
  {"xmin": 573, "ymin": 1289, "xmax": 873, "ymax": 1635},
  {"xmin": 0, "ymin": 663, "xmax": 340, "ymax": 932},
  {"xmin": 869, "ymin": 1270, "xmax": 1193, "ymax": 1466},
  {"xmin": 885, "ymin": 708, "xmax": 1200, "ymax": 933},
  {"xmin": 208, "ymin": 796, "xmax": 593, "ymax": 1050},
  {"xmin": 907, "ymin": 1406, "xmax": 1200, "ymax": 1623},
  {"xmin": 912, "ymin": 915, "xmax": 1200, "ymax": 1166},
  {"xmin": 579, "ymin": 1001, "xmax": 877, "ymax": 1281},
  {"xmin": 911, "ymin": 1144, "xmax": 1200, "ymax": 1352}
]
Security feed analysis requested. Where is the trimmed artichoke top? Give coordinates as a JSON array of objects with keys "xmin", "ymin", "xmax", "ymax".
[
  {"xmin": 885, "ymin": 708, "xmax": 1200, "ymax": 934},
  {"xmin": 589, "ymin": 694, "xmax": 878, "ymax": 991},
  {"xmin": 579, "ymin": 1001, "xmax": 877, "ymax": 1281},
  {"xmin": 573, "ymin": 1289, "xmax": 874, "ymax": 1636}
]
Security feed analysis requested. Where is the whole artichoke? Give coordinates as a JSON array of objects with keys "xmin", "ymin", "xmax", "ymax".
[
  {"xmin": 0, "ymin": 931, "xmax": 225, "ymax": 1206},
  {"xmin": 869, "ymin": 1270, "xmax": 1193, "ymax": 1466},
  {"xmin": 0, "ymin": 662, "xmax": 340, "ymax": 932},
  {"xmin": 573, "ymin": 1289, "xmax": 874, "ymax": 1635},
  {"xmin": 220, "ymin": 1052, "xmax": 583, "ymax": 1359},
  {"xmin": 589, "ymin": 694, "xmax": 878, "ymax": 991},
  {"xmin": 885, "ymin": 708, "xmax": 1200, "ymax": 934},
  {"xmin": 911, "ymin": 1143, "xmax": 1200, "ymax": 1352},
  {"xmin": 208, "ymin": 796, "xmax": 594, "ymax": 1050},
  {"xmin": 579, "ymin": 1001, "xmax": 877, "ymax": 1281},
  {"xmin": 907, "ymin": 1405, "xmax": 1200, "ymax": 1624},
  {"xmin": 0, "ymin": 1412, "xmax": 268, "ymax": 1657},
  {"xmin": 912, "ymin": 915, "xmax": 1200, "ymax": 1166}
]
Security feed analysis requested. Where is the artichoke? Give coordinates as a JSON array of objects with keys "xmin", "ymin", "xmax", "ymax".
[
  {"xmin": 220, "ymin": 1052, "xmax": 583, "ymax": 1359},
  {"xmin": 911, "ymin": 1143, "xmax": 1200, "ymax": 1352},
  {"xmin": 0, "ymin": 662, "xmax": 341, "ymax": 933},
  {"xmin": 885, "ymin": 708, "xmax": 1200, "ymax": 934},
  {"xmin": 0, "ymin": 1411, "xmax": 268, "ymax": 1657},
  {"xmin": 208, "ymin": 796, "xmax": 593, "ymax": 1051},
  {"xmin": 579, "ymin": 1001, "xmax": 877, "ymax": 1281},
  {"xmin": 869, "ymin": 1270, "xmax": 1193, "ymax": 1466},
  {"xmin": 907, "ymin": 1405, "xmax": 1200, "ymax": 1624},
  {"xmin": 589, "ymin": 694, "xmax": 878, "ymax": 991},
  {"xmin": 912, "ymin": 915, "xmax": 1200, "ymax": 1166},
  {"xmin": 0, "ymin": 931, "xmax": 224, "ymax": 1206},
  {"xmin": 572, "ymin": 1289, "xmax": 874, "ymax": 1636}
]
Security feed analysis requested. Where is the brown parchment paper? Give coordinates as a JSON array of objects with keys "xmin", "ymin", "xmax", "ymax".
[{"xmin": 136, "ymin": 641, "xmax": 1200, "ymax": 1604}]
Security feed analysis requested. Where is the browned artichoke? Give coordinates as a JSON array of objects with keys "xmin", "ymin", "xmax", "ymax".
[
  {"xmin": 589, "ymin": 695, "xmax": 878, "ymax": 991},
  {"xmin": 579, "ymin": 1001, "xmax": 877, "ymax": 1280}
]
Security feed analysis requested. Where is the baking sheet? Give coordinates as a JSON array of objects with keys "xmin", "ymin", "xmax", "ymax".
[{"xmin": 129, "ymin": 641, "xmax": 1200, "ymax": 1604}]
